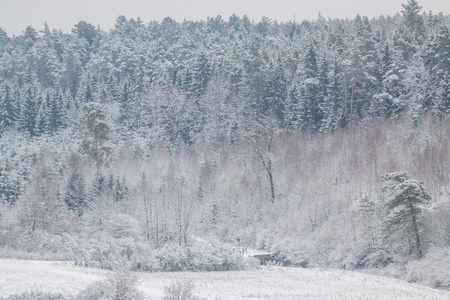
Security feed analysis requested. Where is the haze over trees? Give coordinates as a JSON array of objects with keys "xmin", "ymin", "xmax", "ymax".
[{"xmin": 0, "ymin": 0, "xmax": 450, "ymax": 289}]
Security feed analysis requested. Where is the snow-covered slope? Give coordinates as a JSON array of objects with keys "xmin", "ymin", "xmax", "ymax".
[{"xmin": 1, "ymin": 259, "xmax": 449, "ymax": 299}]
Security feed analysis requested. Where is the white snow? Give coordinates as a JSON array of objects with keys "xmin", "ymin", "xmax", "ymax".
[{"xmin": 1, "ymin": 259, "xmax": 450, "ymax": 299}]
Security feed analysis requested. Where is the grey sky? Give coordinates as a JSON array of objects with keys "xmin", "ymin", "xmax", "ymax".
[{"xmin": 1, "ymin": 0, "xmax": 449, "ymax": 36}]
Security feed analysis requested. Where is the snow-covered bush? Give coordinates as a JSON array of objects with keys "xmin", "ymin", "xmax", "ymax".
[
  {"xmin": 270, "ymin": 237, "xmax": 315, "ymax": 267},
  {"xmin": 352, "ymin": 247, "xmax": 394, "ymax": 269},
  {"xmin": 134, "ymin": 245, "xmax": 258, "ymax": 272},
  {"xmin": 76, "ymin": 266, "xmax": 144, "ymax": 300},
  {"xmin": 74, "ymin": 235, "xmax": 257, "ymax": 272},
  {"xmin": 2, "ymin": 292, "xmax": 68, "ymax": 300},
  {"xmin": 406, "ymin": 247, "xmax": 450, "ymax": 288},
  {"xmin": 163, "ymin": 280, "xmax": 200, "ymax": 300},
  {"xmin": 106, "ymin": 213, "xmax": 142, "ymax": 240},
  {"xmin": 0, "ymin": 231, "xmax": 81, "ymax": 261}
]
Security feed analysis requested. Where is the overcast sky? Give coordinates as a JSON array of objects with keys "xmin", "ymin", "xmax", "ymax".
[{"xmin": 1, "ymin": 0, "xmax": 449, "ymax": 36}]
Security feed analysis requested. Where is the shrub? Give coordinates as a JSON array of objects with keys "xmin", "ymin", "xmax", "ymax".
[
  {"xmin": 2, "ymin": 291, "xmax": 68, "ymax": 300},
  {"xmin": 406, "ymin": 247, "xmax": 450, "ymax": 288},
  {"xmin": 76, "ymin": 266, "xmax": 144, "ymax": 300},
  {"xmin": 163, "ymin": 280, "xmax": 199, "ymax": 300}
]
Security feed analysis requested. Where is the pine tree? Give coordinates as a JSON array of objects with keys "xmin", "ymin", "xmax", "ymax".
[
  {"xmin": 81, "ymin": 102, "xmax": 111, "ymax": 174},
  {"xmin": 382, "ymin": 172, "xmax": 431, "ymax": 258}
]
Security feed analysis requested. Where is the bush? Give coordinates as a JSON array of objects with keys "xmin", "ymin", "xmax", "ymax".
[
  {"xmin": 406, "ymin": 247, "xmax": 450, "ymax": 288},
  {"xmin": 352, "ymin": 246, "xmax": 394, "ymax": 269},
  {"xmin": 2, "ymin": 291, "xmax": 68, "ymax": 300},
  {"xmin": 133, "ymin": 245, "xmax": 258, "ymax": 272},
  {"xmin": 163, "ymin": 280, "xmax": 200, "ymax": 300},
  {"xmin": 76, "ymin": 266, "xmax": 144, "ymax": 300}
]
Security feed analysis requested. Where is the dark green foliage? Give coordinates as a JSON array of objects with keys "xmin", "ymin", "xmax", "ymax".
[
  {"xmin": 65, "ymin": 169, "xmax": 87, "ymax": 216},
  {"xmin": 89, "ymin": 173, "xmax": 107, "ymax": 202},
  {"xmin": 263, "ymin": 55, "xmax": 287, "ymax": 120},
  {"xmin": 111, "ymin": 175, "xmax": 129, "ymax": 202},
  {"xmin": 382, "ymin": 172, "xmax": 432, "ymax": 258},
  {"xmin": 0, "ymin": 82, "xmax": 17, "ymax": 134},
  {"xmin": 72, "ymin": 21, "xmax": 97, "ymax": 46},
  {"xmin": 45, "ymin": 89, "xmax": 65, "ymax": 134},
  {"xmin": 19, "ymin": 86, "xmax": 38, "ymax": 136},
  {"xmin": 81, "ymin": 102, "xmax": 111, "ymax": 173},
  {"xmin": 299, "ymin": 46, "xmax": 323, "ymax": 131},
  {"xmin": 401, "ymin": 0, "xmax": 426, "ymax": 44},
  {"xmin": 437, "ymin": 75, "xmax": 450, "ymax": 115}
]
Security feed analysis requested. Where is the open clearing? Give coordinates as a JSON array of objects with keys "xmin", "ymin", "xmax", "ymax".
[{"xmin": 1, "ymin": 259, "xmax": 449, "ymax": 299}]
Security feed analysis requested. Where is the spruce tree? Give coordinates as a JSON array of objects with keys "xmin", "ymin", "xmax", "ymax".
[
  {"xmin": 19, "ymin": 86, "xmax": 38, "ymax": 136},
  {"xmin": 65, "ymin": 169, "xmax": 87, "ymax": 216},
  {"xmin": 262, "ymin": 55, "xmax": 287, "ymax": 121},
  {"xmin": 401, "ymin": 0, "xmax": 426, "ymax": 45},
  {"xmin": 0, "ymin": 82, "xmax": 18, "ymax": 134},
  {"xmin": 46, "ymin": 89, "xmax": 65, "ymax": 134}
]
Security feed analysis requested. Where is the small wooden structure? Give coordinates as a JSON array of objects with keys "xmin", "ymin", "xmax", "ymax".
[
  {"xmin": 253, "ymin": 254, "xmax": 276, "ymax": 265},
  {"xmin": 233, "ymin": 247, "xmax": 248, "ymax": 254}
]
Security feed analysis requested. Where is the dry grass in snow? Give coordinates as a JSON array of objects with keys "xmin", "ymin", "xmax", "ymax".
[{"xmin": 1, "ymin": 259, "xmax": 450, "ymax": 299}]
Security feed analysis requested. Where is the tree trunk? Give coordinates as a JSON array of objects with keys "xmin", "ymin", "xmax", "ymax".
[
  {"xmin": 268, "ymin": 160, "xmax": 275, "ymax": 202},
  {"xmin": 411, "ymin": 214, "xmax": 422, "ymax": 258},
  {"xmin": 350, "ymin": 82, "xmax": 354, "ymax": 123},
  {"xmin": 95, "ymin": 133, "xmax": 99, "ymax": 175},
  {"xmin": 345, "ymin": 71, "xmax": 348, "ymax": 125}
]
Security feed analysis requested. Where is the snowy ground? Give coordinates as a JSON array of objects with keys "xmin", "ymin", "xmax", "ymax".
[{"xmin": 1, "ymin": 259, "xmax": 450, "ymax": 299}]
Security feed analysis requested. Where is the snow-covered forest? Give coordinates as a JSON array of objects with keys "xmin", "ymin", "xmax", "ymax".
[{"xmin": 1, "ymin": 0, "xmax": 450, "ymax": 290}]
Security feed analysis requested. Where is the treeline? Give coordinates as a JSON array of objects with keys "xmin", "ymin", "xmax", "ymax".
[{"xmin": 0, "ymin": 1, "xmax": 449, "ymax": 140}]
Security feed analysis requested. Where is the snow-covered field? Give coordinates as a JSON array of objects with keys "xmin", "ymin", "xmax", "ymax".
[{"xmin": 1, "ymin": 259, "xmax": 449, "ymax": 299}]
